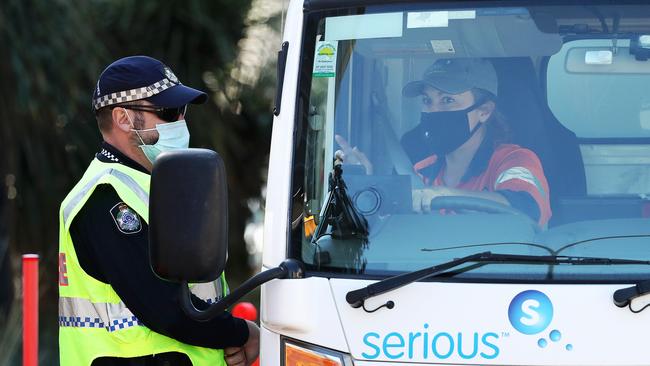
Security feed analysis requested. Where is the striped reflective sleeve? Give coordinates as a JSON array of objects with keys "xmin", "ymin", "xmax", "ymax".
[
  {"xmin": 494, "ymin": 166, "xmax": 547, "ymax": 198},
  {"xmin": 63, "ymin": 168, "xmax": 149, "ymax": 227},
  {"xmin": 59, "ymin": 297, "xmax": 143, "ymax": 332},
  {"xmin": 190, "ymin": 280, "xmax": 225, "ymax": 305}
]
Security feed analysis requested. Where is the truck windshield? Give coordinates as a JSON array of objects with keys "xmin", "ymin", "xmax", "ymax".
[{"xmin": 291, "ymin": 2, "xmax": 650, "ymax": 282}]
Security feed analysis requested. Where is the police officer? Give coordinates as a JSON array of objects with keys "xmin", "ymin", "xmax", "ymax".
[{"xmin": 58, "ymin": 56, "xmax": 259, "ymax": 366}]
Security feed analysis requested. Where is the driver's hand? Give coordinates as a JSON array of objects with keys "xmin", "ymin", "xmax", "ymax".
[
  {"xmin": 335, "ymin": 134, "xmax": 373, "ymax": 174},
  {"xmin": 412, "ymin": 187, "xmax": 457, "ymax": 213}
]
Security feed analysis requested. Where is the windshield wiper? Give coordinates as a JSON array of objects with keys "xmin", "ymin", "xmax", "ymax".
[
  {"xmin": 421, "ymin": 234, "xmax": 650, "ymax": 255},
  {"xmin": 346, "ymin": 251, "xmax": 650, "ymax": 309}
]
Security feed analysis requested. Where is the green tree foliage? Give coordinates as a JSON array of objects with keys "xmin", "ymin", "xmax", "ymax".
[{"xmin": 1, "ymin": 0, "xmax": 280, "ymax": 362}]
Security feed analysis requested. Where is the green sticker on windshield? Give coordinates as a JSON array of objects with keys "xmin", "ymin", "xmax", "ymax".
[{"xmin": 313, "ymin": 41, "xmax": 338, "ymax": 78}]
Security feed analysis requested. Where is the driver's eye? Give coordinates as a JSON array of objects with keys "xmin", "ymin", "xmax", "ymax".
[
  {"xmin": 441, "ymin": 96, "xmax": 455, "ymax": 104},
  {"xmin": 422, "ymin": 96, "xmax": 433, "ymax": 107}
]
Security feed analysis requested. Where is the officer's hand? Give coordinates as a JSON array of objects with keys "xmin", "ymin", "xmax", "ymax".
[
  {"xmin": 335, "ymin": 134, "xmax": 373, "ymax": 174},
  {"xmin": 225, "ymin": 320, "xmax": 260, "ymax": 366}
]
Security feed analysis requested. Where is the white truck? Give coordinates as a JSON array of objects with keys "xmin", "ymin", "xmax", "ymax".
[{"xmin": 148, "ymin": 1, "xmax": 650, "ymax": 365}]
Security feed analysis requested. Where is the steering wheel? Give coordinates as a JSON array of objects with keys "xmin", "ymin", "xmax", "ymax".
[{"xmin": 429, "ymin": 196, "xmax": 540, "ymax": 230}]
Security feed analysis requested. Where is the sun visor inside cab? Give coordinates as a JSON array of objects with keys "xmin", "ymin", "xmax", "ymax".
[{"xmin": 339, "ymin": 8, "xmax": 562, "ymax": 58}]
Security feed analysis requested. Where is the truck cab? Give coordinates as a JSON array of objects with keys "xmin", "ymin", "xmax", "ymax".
[
  {"xmin": 261, "ymin": 1, "xmax": 650, "ymax": 365},
  {"xmin": 148, "ymin": 1, "xmax": 650, "ymax": 365}
]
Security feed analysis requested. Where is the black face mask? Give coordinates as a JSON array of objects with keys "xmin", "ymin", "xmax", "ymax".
[{"xmin": 419, "ymin": 102, "xmax": 483, "ymax": 155}]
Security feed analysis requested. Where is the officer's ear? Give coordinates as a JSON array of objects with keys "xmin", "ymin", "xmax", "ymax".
[{"xmin": 112, "ymin": 107, "xmax": 133, "ymax": 133}]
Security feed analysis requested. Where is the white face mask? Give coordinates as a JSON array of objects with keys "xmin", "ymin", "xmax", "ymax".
[{"xmin": 125, "ymin": 109, "xmax": 190, "ymax": 163}]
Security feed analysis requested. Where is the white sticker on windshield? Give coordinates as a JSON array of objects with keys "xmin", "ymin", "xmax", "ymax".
[
  {"xmin": 407, "ymin": 11, "xmax": 449, "ymax": 28},
  {"xmin": 325, "ymin": 13, "xmax": 403, "ymax": 41},
  {"xmin": 448, "ymin": 10, "xmax": 476, "ymax": 20},
  {"xmin": 313, "ymin": 41, "xmax": 338, "ymax": 78},
  {"xmin": 430, "ymin": 40, "xmax": 455, "ymax": 54}
]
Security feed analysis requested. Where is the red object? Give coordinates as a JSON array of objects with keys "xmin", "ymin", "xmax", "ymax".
[
  {"xmin": 23, "ymin": 254, "xmax": 39, "ymax": 366},
  {"xmin": 232, "ymin": 302, "xmax": 259, "ymax": 366},
  {"xmin": 232, "ymin": 302, "xmax": 258, "ymax": 321}
]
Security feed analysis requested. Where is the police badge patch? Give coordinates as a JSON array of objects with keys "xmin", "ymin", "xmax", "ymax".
[
  {"xmin": 110, "ymin": 202, "xmax": 142, "ymax": 234},
  {"xmin": 163, "ymin": 66, "xmax": 179, "ymax": 84}
]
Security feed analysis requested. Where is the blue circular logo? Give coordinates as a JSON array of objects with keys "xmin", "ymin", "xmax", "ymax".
[{"xmin": 508, "ymin": 290, "xmax": 553, "ymax": 335}]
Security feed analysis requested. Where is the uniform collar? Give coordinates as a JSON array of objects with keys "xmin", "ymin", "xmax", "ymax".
[{"xmin": 96, "ymin": 142, "xmax": 149, "ymax": 175}]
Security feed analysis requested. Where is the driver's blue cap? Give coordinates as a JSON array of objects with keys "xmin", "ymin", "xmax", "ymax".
[{"xmin": 92, "ymin": 55, "xmax": 207, "ymax": 111}]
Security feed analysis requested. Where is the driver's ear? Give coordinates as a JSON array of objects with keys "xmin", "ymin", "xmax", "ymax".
[{"xmin": 477, "ymin": 100, "xmax": 495, "ymax": 123}]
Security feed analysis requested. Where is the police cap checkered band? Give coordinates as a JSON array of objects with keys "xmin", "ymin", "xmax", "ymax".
[
  {"xmin": 93, "ymin": 77, "xmax": 177, "ymax": 110},
  {"xmin": 92, "ymin": 55, "xmax": 207, "ymax": 111}
]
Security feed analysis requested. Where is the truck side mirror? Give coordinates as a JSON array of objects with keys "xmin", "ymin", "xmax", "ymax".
[{"xmin": 149, "ymin": 148, "xmax": 229, "ymax": 283}]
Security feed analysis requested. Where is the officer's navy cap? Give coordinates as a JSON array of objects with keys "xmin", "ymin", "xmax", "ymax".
[{"xmin": 92, "ymin": 56, "xmax": 207, "ymax": 111}]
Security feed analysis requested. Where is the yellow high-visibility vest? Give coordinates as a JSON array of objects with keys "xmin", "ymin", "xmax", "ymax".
[{"xmin": 58, "ymin": 158, "xmax": 228, "ymax": 365}]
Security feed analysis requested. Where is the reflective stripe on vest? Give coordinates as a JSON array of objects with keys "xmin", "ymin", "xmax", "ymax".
[
  {"xmin": 190, "ymin": 281, "xmax": 225, "ymax": 305},
  {"xmin": 60, "ymin": 280, "xmax": 225, "ymax": 332},
  {"xmin": 62, "ymin": 168, "xmax": 149, "ymax": 228},
  {"xmin": 59, "ymin": 297, "xmax": 142, "ymax": 332}
]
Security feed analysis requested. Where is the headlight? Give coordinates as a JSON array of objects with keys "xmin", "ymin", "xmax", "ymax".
[{"xmin": 282, "ymin": 337, "xmax": 353, "ymax": 366}]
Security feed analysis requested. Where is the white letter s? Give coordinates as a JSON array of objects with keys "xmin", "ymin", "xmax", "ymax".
[{"xmin": 520, "ymin": 299, "xmax": 540, "ymax": 326}]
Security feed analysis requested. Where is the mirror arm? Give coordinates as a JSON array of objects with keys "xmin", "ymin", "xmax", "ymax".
[{"xmin": 179, "ymin": 259, "xmax": 304, "ymax": 321}]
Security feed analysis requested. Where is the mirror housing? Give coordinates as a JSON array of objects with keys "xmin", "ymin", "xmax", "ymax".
[
  {"xmin": 148, "ymin": 149, "xmax": 305, "ymax": 322},
  {"xmin": 631, "ymin": 34, "xmax": 650, "ymax": 61},
  {"xmin": 149, "ymin": 148, "xmax": 228, "ymax": 283}
]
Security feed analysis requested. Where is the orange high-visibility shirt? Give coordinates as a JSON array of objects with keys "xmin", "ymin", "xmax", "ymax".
[{"xmin": 413, "ymin": 144, "xmax": 551, "ymax": 226}]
